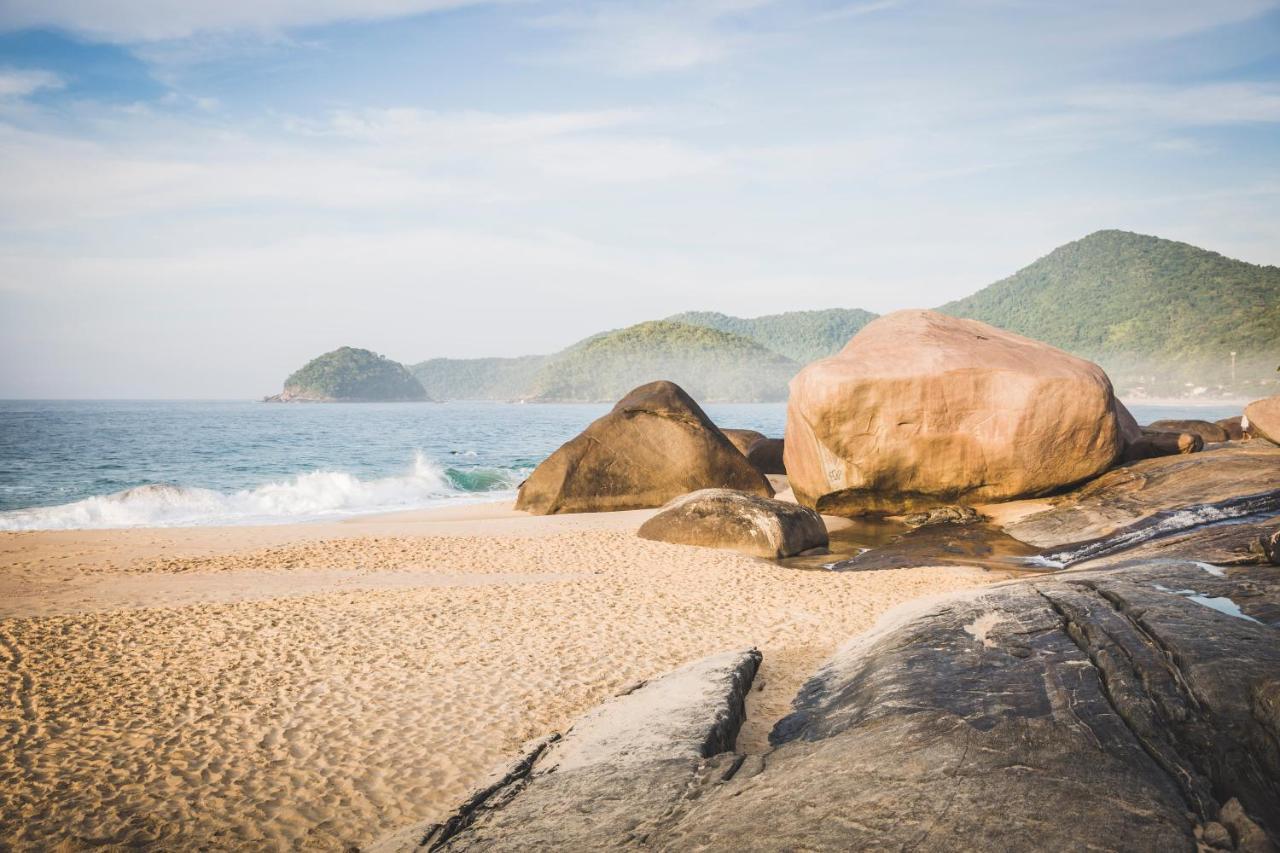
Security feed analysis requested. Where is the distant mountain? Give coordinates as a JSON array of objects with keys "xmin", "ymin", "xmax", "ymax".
[
  {"xmin": 527, "ymin": 320, "xmax": 800, "ymax": 402},
  {"xmin": 939, "ymin": 230, "xmax": 1280, "ymax": 398},
  {"xmin": 411, "ymin": 355, "xmax": 547, "ymax": 401},
  {"xmin": 267, "ymin": 347, "xmax": 429, "ymax": 402},
  {"xmin": 667, "ymin": 308, "xmax": 878, "ymax": 363},
  {"xmin": 308, "ymin": 231, "xmax": 1277, "ymax": 405}
]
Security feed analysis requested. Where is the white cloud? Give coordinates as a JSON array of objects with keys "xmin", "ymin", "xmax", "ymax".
[
  {"xmin": 0, "ymin": 102, "xmax": 729, "ymax": 232},
  {"xmin": 1065, "ymin": 83, "xmax": 1280, "ymax": 125},
  {"xmin": 0, "ymin": 68, "xmax": 64, "ymax": 98},
  {"xmin": 530, "ymin": 0, "xmax": 778, "ymax": 74},
  {"xmin": 0, "ymin": 0, "xmax": 497, "ymax": 42}
]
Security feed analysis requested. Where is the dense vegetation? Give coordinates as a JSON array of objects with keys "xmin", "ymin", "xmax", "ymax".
[
  {"xmin": 275, "ymin": 347, "xmax": 428, "ymax": 402},
  {"xmin": 667, "ymin": 308, "xmax": 877, "ymax": 363},
  {"xmin": 527, "ymin": 321, "xmax": 800, "ymax": 402},
  {"xmin": 939, "ymin": 230, "xmax": 1280, "ymax": 397},
  {"xmin": 411, "ymin": 355, "xmax": 548, "ymax": 401}
]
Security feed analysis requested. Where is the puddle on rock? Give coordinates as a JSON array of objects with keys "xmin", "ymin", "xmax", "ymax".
[
  {"xmin": 782, "ymin": 519, "xmax": 1043, "ymax": 574},
  {"xmin": 1152, "ymin": 582, "xmax": 1262, "ymax": 623}
]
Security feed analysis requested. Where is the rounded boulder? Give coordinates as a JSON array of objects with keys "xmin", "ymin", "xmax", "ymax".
[
  {"xmin": 784, "ymin": 310, "xmax": 1126, "ymax": 515},
  {"xmin": 637, "ymin": 489, "xmax": 828, "ymax": 559},
  {"xmin": 516, "ymin": 381, "xmax": 773, "ymax": 515}
]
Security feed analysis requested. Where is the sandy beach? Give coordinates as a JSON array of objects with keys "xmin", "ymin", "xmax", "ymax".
[{"xmin": 0, "ymin": 502, "xmax": 1004, "ymax": 850}]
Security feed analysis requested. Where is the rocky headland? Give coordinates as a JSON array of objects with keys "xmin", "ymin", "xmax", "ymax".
[{"xmin": 265, "ymin": 346, "xmax": 429, "ymax": 402}]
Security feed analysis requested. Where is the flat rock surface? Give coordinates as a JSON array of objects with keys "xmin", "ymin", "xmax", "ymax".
[{"xmin": 1004, "ymin": 441, "xmax": 1280, "ymax": 548}]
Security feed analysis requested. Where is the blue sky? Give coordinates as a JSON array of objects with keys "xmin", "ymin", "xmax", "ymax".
[{"xmin": 1, "ymin": 0, "xmax": 1278, "ymax": 397}]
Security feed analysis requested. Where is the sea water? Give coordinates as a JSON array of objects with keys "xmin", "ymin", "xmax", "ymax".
[
  {"xmin": 0, "ymin": 400, "xmax": 1241, "ymax": 530},
  {"xmin": 0, "ymin": 400, "xmax": 786, "ymax": 529}
]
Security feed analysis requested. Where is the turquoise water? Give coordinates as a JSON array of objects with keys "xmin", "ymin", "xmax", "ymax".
[
  {"xmin": 0, "ymin": 401, "xmax": 787, "ymax": 529},
  {"xmin": 0, "ymin": 400, "xmax": 1241, "ymax": 530}
]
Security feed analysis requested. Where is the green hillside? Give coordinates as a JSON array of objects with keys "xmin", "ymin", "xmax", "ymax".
[
  {"xmin": 527, "ymin": 321, "xmax": 801, "ymax": 402},
  {"xmin": 940, "ymin": 230, "xmax": 1280, "ymax": 398},
  {"xmin": 411, "ymin": 355, "xmax": 547, "ymax": 401},
  {"xmin": 667, "ymin": 308, "xmax": 877, "ymax": 363},
  {"xmin": 270, "ymin": 347, "xmax": 429, "ymax": 402}
]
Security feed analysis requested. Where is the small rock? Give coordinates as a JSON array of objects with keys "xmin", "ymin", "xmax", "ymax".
[
  {"xmin": 901, "ymin": 505, "xmax": 984, "ymax": 528},
  {"xmin": 1219, "ymin": 798, "xmax": 1275, "ymax": 853},
  {"xmin": 1202, "ymin": 821, "xmax": 1233, "ymax": 849}
]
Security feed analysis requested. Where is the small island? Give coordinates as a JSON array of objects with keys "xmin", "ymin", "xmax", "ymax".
[{"xmin": 265, "ymin": 346, "xmax": 430, "ymax": 402}]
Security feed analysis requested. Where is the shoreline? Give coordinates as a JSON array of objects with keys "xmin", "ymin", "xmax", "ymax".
[{"xmin": 0, "ymin": 499, "xmax": 1008, "ymax": 849}]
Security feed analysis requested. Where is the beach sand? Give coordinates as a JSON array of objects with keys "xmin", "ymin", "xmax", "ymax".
[{"xmin": 1, "ymin": 503, "xmax": 1004, "ymax": 850}]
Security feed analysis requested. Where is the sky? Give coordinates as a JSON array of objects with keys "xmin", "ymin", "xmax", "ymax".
[{"xmin": 0, "ymin": 0, "xmax": 1278, "ymax": 398}]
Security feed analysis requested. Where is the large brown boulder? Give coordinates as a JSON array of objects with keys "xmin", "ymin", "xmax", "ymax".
[
  {"xmin": 515, "ymin": 381, "xmax": 772, "ymax": 514},
  {"xmin": 1244, "ymin": 396, "xmax": 1280, "ymax": 444},
  {"xmin": 784, "ymin": 310, "xmax": 1126, "ymax": 515},
  {"xmin": 1146, "ymin": 418, "xmax": 1229, "ymax": 443},
  {"xmin": 637, "ymin": 489, "xmax": 827, "ymax": 558}
]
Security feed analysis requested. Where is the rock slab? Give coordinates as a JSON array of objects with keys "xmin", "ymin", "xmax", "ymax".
[
  {"xmin": 784, "ymin": 309, "xmax": 1126, "ymax": 515},
  {"xmin": 637, "ymin": 488, "xmax": 828, "ymax": 558},
  {"xmin": 372, "ymin": 649, "xmax": 761, "ymax": 852},
  {"xmin": 515, "ymin": 381, "xmax": 772, "ymax": 514}
]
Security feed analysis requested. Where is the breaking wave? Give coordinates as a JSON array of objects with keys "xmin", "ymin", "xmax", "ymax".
[{"xmin": 0, "ymin": 452, "xmax": 527, "ymax": 531}]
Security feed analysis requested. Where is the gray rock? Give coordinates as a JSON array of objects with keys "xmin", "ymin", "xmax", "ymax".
[
  {"xmin": 676, "ymin": 559, "xmax": 1280, "ymax": 850},
  {"xmin": 637, "ymin": 488, "xmax": 828, "ymax": 559}
]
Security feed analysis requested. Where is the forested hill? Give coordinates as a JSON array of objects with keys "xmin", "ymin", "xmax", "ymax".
[
  {"xmin": 525, "ymin": 321, "xmax": 799, "ymax": 402},
  {"xmin": 666, "ymin": 308, "xmax": 877, "ymax": 363},
  {"xmin": 939, "ymin": 230, "xmax": 1280, "ymax": 397},
  {"xmin": 411, "ymin": 355, "xmax": 547, "ymax": 402},
  {"xmin": 269, "ymin": 347, "xmax": 429, "ymax": 402}
]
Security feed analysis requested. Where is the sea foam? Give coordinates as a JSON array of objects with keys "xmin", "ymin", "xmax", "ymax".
[{"xmin": 0, "ymin": 452, "xmax": 525, "ymax": 531}]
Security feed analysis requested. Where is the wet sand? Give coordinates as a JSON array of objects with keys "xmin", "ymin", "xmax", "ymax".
[{"xmin": 1, "ymin": 503, "xmax": 1004, "ymax": 850}]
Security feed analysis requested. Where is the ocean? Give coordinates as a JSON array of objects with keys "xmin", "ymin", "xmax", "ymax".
[{"xmin": 0, "ymin": 399, "xmax": 1242, "ymax": 531}]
